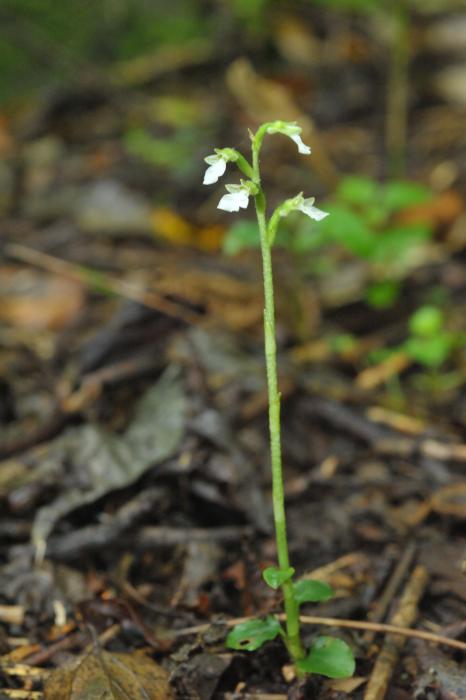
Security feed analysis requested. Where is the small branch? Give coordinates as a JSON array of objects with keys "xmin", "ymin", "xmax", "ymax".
[
  {"xmin": 363, "ymin": 541, "xmax": 416, "ymax": 645},
  {"xmin": 173, "ymin": 609, "xmax": 466, "ymax": 653},
  {"xmin": 5, "ymin": 243, "xmax": 202, "ymax": 325},
  {"xmin": 363, "ymin": 565, "xmax": 429, "ymax": 700}
]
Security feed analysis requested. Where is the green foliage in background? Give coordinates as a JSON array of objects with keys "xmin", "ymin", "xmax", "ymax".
[
  {"xmin": 404, "ymin": 306, "xmax": 462, "ymax": 369},
  {"xmin": 224, "ymin": 175, "xmax": 434, "ymax": 309},
  {"xmin": 0, "ymin": 0, "xmax": 210, "ymax": 100}
]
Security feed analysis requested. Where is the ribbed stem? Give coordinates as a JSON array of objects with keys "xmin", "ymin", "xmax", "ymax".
[{"xmin": 252, "ymin": 135, "xmax": 304, "ymax": 664}]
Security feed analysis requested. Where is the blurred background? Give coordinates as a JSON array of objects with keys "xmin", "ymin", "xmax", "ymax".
[
  {"xmin": 1, "ymin": 0, "xmax": 465, "ymax": 416},
  {"xmin": 1, "ymin": 3, "xmax": 466, "ymax": 696}
]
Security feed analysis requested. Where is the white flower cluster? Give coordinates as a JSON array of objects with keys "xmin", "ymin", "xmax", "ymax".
[{"xmin": 202, "ymin": 121, "xmax": 327, "ymax": 219}]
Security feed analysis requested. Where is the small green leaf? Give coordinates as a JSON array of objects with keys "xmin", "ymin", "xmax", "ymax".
[
  {"xmin": 263, "ymin": 566, "xmax": 295, "ymax": 589},
  {"xmin": 365, "ymin": 280, "xmax": 401, "ymax": 309},
  {"xmin": 223, "ymin": 220, "xmax": 260, "ymax": 255},
  {"xmin": 409, "ymin": 306, "xmax": 444, "ymax": 337},
  {"xmin": 328, "ymin": 333, "xmax": 358, "ymax": 355},
  {"xmin": 368, "ymin": 224, "xmax": 432, "ymax": 265},
  {"xmin": 297, "ymin": 636, "xmax": 355, "ymax": 679},
  {"xmin": 226, "ymin": 616, "xmax": 283, "ymax": 651},
  {"xmin": 293, "ymin": 579, "xmax": 334, "ymax": 604},
  {"xmin": 382, "ymin": 180, "xmax": 432, "ymax": 212},
  {"xmin": 318, "ymin": 204, "xmax": 377, "ymax": 258},
  {"xmin": 337, "ymin": 176, "xmax": 378, "ymax": 207},
  {"xmin": 404, "ymin": 335, "xmax": 453, "ymax": 368}
]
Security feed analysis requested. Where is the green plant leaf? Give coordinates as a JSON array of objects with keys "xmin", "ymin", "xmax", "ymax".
[
  {"xmin": 368, "ymin": 224, "xmax": 432, "ymax": 265},
  {"xmin": 336, "ymin": 176, "xmax": 378, "ymax": 207},
  {"xmin": 263, "ymin": 566, "xmax": 295, "ymax": 589},
  {"xmin": 328, "ymin": 334, "xmax": 358, "ymax": 355},
  {"xmin": 223, "ymin": 220, "xmax": 260, "ymax": 255},
  {"xmin": 382, "ymin": 181, "xmax": 432, "ymax": 212},
  {"xmin": 293, "ymin": 579, "xmax": 334, "ymax": 604},
  {"xmin": 318, "ymin": 204, "xmax": 376, "ymax": 258},
  {"xmin": 297, "ymin": 636, "xmax": 355, "ymax": 679},
  {"xmin": 404, "ymin": 335, "xmax": 453, "ymax": 368},
  {"xmin": 365, "ymin": 280, "xmax": 401, "ymax": 308},
  {"xmin": 226, "ymin": 616, "xmax": 283, "ymax": 651},
  {"xmin": 409, "ymin": 306, "xmax": 444, "ymax": 337},
  {"xmin": 314, "ymin": 0, "xmax": 379, "ymax": 12},
  {"xmin": 288, "ymin": 221, "xmax": 327, "ymax": 253}
]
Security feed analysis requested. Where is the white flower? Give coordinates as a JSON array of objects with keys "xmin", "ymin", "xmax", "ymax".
[
  {"xmin": 297, "ymin": 196, "xmax": 328, "ymax": 221},
  {"xmin": 218, "ymin": 183, "xmax": 251, "ymax": 213},
  {"xmin": 289, "ymin": 133, "xmax": 311, "ymax": 155},
  {"xmin": 203, "ymin": 153, "xmax": 228, "ymax": 185},
  {"xmin": 265, "ymin": 120, "xmax": 311, "ymax": 155},
  {"xmin": 203, "ymin": 148, "xmax": 240, "ymax": 185}
]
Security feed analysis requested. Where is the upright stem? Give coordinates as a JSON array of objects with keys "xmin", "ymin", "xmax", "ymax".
[
  {"xmin": 386, "ymin": 0, "xmax": 410, "ymax": 177},
  {"xmin": 252, "ymin": 136, "xmax": 305, "ymax": 664}
]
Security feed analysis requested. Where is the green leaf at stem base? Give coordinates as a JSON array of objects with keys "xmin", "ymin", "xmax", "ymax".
[
  {"xmin": 263, "ymin": 566, "xmax": 295, "ymax": 589},
  {"xmin": 226, "ymin": 616, "xmax": 283, "ymax": 651},
  {"xmin": 297, "ymin": 636, "xmax": 355, "ymax": 678},
  {"xmin": 292, "ymin": 579, "xmax": 334, "ymax": 604}
]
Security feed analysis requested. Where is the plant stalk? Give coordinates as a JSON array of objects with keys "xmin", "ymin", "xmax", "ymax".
[
  {"xmin": 386, "ymin": 0, "xmax": 410, "ymax": 177},
  {"xmin": 252, "ymin": 138, "xmax": 305, "ymax": 664}
]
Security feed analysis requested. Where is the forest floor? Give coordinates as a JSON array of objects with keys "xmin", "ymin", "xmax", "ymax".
[{"xmin": 0, "ymin": 7, "xmax": 466, "ymax": 699}]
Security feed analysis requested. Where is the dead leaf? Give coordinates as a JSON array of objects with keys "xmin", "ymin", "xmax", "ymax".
[
  {"xmin": 397, "ymin": 190, "xmax": 464, "ymax": 229},
  {"xmin": 44, "ymin": 649, "xmax": 174, "ymax": 699},
  {"xmin": 151, "ymin": 206, "xmax": 225, "ymax": 251},
  {"xmin": 32, "ymin": 366, "xmax": 186, "ymax": 549},
  {"xmin": 356, "ymin": 351, "xmax": 412, "ymax": 390},
  {"xmin": 0, "ymin": 268, "xmax": 84, "ymax": 331},
  {"xmin": 430, "ymin": 482, "xmax": 466, "ymax": 518}
]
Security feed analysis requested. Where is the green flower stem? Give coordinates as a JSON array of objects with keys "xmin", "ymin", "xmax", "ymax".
[
  {"xmin": 252, "ymin": 134, "xmax": 305, "ymax": 665},
  {"xmin": 235, "ymin": 153, "xmax": 254, "ymax": 180}
]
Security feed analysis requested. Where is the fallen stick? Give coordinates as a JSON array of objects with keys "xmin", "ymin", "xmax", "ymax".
[
  {"xmin": 363, "ymin": 565, "xmax": 429, "ymax": 700},
  {"xmin": 173, "ymin": 603, "xmax": 466, "ymax": 653},
  {"xmin": 363, "ymin": 541, "xmax": 416, "ymax": 645}
]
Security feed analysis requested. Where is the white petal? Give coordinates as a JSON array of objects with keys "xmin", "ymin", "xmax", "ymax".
[
  {"xmin": 203, "ymin": 157, "xmax": 227, "ymax": 185},
  {"xmin": 217, "ymin": 190, "xmax": 249, "ymax": 212},
  {"xmin": 290, "ymin": 134, "xmax": 311, "ymax": 155},
  {"xmin": 299, "ymin": 202, "xmax": 328, "ymax": 221}
]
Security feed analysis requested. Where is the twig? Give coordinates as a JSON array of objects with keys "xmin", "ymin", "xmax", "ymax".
[
  {"xmin": 363, "ymin": 565, "xmax": 429, "ymax": 700},
  {"xmin": 1, "ymin": 692, "xmax": 43, "ymax": 699},
  {"xmin": 386, "ymin": 1, "xmax": 410, "ymax": 177},
  {"xmin": 363, "ymin": 542, "xmax": 416, "ymax": 645},
  {"xmin": 5, "ymin": 243, "xmax": 202, "ymax": 325},
  {"xmin": 0, "ymin": 605, "xmax": 25, "ymax": 625},
  {"xmin": 135, "ymin": 525, "xmax": 253, "ymax": 548},
  {"xmin": 173, "ymin": 607, "xmax": 466, "ymax": 653},
  {"xmin": 303, "ymin": 396, "xmax": 466, "ymax": 462}
]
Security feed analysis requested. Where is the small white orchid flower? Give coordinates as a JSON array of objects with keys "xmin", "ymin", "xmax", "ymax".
[
  {"xmin": 203, "ymin": 153, "xmax": 227, "ymax": 185},
  {"xmin": 268, "ymin": 193, "xmax": 328, "ymax": 244},
  {"xmin": 297, "ymin": 196, "xmax": 328, "ymax": 221},
  {"xmin": 217, "ymin": 180, "xmax": 258, "ymax": 213},
  {"xmin": 288, "ymin": 132, "xmax": 311, "ymax": 155},
  {"xmin": 218, "ymin": 184, "xmax": 250, "ymax": 212},
  {"xmin": 265, "ymin": 121, "xmax": 311, "ymax": 155},
  {"xmin": 203, "ymin": 148, "xmax": 241, "ymax": 185}
]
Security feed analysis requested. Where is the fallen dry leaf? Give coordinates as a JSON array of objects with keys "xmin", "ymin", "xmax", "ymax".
[
  {"xmin": 397, "ymin": 190, "xmax": 464, "ymax": 229},
  {"xmin": 430, "ymin": 482, "xmax": 466, "ymax": 518},
  {"xmin": 44, "ymin": 648, "xmax": 174, "ymax": 699},
  {"xmin": 0, "ymin": 267, "xmax": 84, "ymax": 331},
  {"xmin": 151, "ymin": 206, "xmax": 225, "ymax": 251}
]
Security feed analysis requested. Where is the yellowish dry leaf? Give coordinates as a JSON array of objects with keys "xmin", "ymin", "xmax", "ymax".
[{"xmin": 44, "ymin": 649, "xmax": 174, "ymax": 700}]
